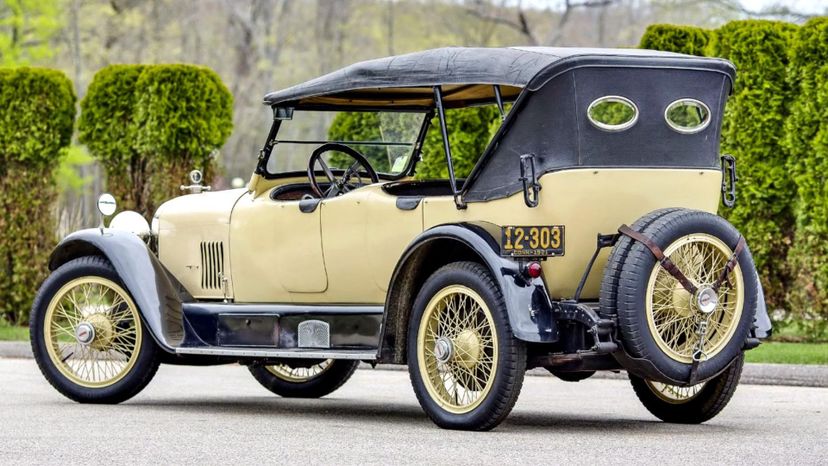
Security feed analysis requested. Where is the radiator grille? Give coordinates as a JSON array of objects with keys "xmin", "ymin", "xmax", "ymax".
[{"xmin": 200, "ymin": 241, "xmax": 225, "ymax": 290}]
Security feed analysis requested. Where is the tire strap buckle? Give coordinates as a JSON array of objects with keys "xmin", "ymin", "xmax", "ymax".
[
  {"xmin": 688, "ymin": 319, "xmax": 710, "ymax": 384},
  {"xmin": 617, "ymin": 225, "xmax": 698, "ymax": 295}
]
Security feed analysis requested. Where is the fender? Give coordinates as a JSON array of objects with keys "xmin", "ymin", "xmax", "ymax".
[
  {"xmin": 753, "ymin": 274, "xmax": 772, "ymax": 339},
  {"xmin": 49, "ymin": 229, "xmax": 185, "ymax": 352},
  {"xmin": 381, "ymin": 222, "xmax": 558, "ymax": 362}
]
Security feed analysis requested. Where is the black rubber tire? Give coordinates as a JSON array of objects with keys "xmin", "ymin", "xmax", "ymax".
[
  {"xmin": 30, "ymin": 256, "xmax": 161, "ymax": 404},
  {"xmin": 630, "ymin": 354, "xmax": 744, "ymax": 424},
  {"xmin": 407, "ymin": 261, "xmax": 526, "ymax": 431},
  {"xmin": 547, "ymin": 370, "xmax": 596, "ymax": 382},
  {"xmin": 600, "ymin": 208, "xmax": 682, "ymax": 317},
  {"xmin": 615, "ymin": 209, "xmax": 758, "ymax": 382},
  {"xmin": 249, "ymin": 359, "xmax": 359, "ymax": 398}
]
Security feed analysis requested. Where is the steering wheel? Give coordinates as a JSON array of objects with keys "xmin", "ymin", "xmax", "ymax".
[{"xmin": 307, "ymin": 143, "xmax": 379, "ymax": 198}]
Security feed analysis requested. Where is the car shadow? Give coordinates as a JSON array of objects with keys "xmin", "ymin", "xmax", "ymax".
[{"xmin": 123, "ymin": 396, "xmax": 738, "ymax": 434}]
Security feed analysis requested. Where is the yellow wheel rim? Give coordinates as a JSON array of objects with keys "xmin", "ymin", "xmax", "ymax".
[
  {"xmin": 417, "ymin": 285, "xmax": 498, "ymax": 414},
  {"xmin": 265, "ymin": 359, "xmax": 332, "ymax": 382},
  {"xmin": 44, "ymin": 277, "xmax": 143, "ymax": 388},
  {"xmin": 645, "ymin": 380, "xmax": 706, "ymax": 404},
  {"xmin": 645, "ymin": 234, "xmax": 745, "ymax": 363}
]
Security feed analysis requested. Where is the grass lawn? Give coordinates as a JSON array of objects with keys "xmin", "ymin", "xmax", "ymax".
[
  {"xmin": 745, "ymin": 342, "xmax": 828, "ymax": 365},
  {"xmin": 0, "ymin": 322, "xmax": 29, "ymax": 341}
]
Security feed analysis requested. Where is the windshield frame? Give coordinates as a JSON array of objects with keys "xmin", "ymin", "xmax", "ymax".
[{"xmin": 255, "ymin": 106, "xmax": 434, "ymax": 181}]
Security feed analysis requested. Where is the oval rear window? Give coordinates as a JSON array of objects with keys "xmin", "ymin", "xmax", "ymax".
[
  {"xmin": 665, "ymin": 99, "xmax": 711, "ymax": 134},
  {"xmin": 587, "ymin": 96, "xmax": 639, "ymax": 132}
]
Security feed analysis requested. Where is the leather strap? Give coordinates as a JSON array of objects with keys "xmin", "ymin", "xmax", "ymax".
[
  {"xmin": 713, "ymin": 236, "xmax": 746, "ymax": 292},
  {"xmin": 618, "ymin": 224, "xmax": 699, "ymax": 295}
]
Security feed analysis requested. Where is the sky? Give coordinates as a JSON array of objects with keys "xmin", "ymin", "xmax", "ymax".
[
  {"xmin": 517, "ymin": 0, "xmax": 827, "ymax": 14},
  {"xmin": 741, "ymin": 0, "xmax": 826, "ymax": 13}
]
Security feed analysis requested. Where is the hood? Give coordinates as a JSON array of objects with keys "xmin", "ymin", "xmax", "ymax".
[{"xmin": 154, "ymin": 188, "xmax": 247, "ymax": 226}]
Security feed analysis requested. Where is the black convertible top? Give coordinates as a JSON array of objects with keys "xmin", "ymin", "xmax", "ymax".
[{"xmin": 263, "ymin": 46, "xmax": 731, "ymax": 108}]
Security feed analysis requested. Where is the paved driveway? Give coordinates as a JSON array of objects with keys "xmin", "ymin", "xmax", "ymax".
[{"xmin": 0, "ymin": 359, "xmax": 825, "ymax": 465}]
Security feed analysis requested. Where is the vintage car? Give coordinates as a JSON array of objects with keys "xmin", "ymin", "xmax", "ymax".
[{"xmin": 31, "ymin": 47, "xmax": 770, "ymax": 431}]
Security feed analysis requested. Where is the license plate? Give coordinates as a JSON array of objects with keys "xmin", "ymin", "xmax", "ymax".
[{"xmin": 500, "ymin": 225, "xmax": 565, "ymax": 257}]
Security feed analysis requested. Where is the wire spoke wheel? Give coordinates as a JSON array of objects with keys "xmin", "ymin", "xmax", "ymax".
[
  {"xmin": 266, "ymin": 359, "xmax": 333, "ymax": 382},
  {"xmin": 645, "ymin": 380, "xmax": 706, "ymax": 404},
  {"xmin": 44, "ymin": 277, "xmax": 142, "ymax": 388},
  {"xmin": 417, "ymin": 285, "xmax": 498, "ymax": 414},
  {"xmin": 645, "ymin": 233, "xmax": 745, "ymax": 363}
]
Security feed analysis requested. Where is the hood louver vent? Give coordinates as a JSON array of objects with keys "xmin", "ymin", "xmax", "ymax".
[{"xmin": 200, "ymin": 241, "xmax": 225, "ymax": 290}]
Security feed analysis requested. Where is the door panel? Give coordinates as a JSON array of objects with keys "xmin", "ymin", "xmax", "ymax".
[
  {"xmin": 230, "ymin": 193, "xmax": 327, "ymax": 302},
  {"xmin": 320, "ymin": 187, "xmax": 423, "ymax": 303}
]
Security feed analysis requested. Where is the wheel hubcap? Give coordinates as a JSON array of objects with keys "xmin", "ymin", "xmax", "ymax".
[
  {"xmin": 433, "ymin": 337, "xmax": 454, "ymax": 363},
  {"xmin": 75, "ymin": 322, "xmax": 95, "ymax": 346},
  {"xmin": 696, "ymin": 287, "xmax": 719, "ymax": 314}
]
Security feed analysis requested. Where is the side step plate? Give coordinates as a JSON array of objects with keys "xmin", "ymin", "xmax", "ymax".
[{"xmin": 175, "ymin": 347, "xmax": 377, "ymax": 360}]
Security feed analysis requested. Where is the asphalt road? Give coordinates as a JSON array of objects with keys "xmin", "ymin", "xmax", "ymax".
[{"xmin": 1, "ymin": 359, "xmax": 825, "ymax": 465}]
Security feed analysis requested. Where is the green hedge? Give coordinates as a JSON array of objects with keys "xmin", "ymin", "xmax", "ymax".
[
  {"xmin": 78, "ymin": 65, "xmax": 147, "ymax": 213},
  {"xmin": 785, "ymin": 18, "xmax": 828, "ymax": 338},
  {"xmin": 639, "ymin": 24, "xmax": 712, "ymax": 56},
  {"xmin": 640, "ymin": 19, "xmax": 828, "ymax": 339},
  {"xmin": 0, "ymin": 67, "xmax": 75, "ymax": 324},
  {"xmin": 327, "ymin": 106, "xmax": 501, "ymax": 180},
  {"xmin": 79, "ymin": 64, "xmax": 233, "ymax": 218},
  {"xmin": 713, "ymin": 20, "xmax": 799, "ymax": 311},
  {"xmin": 415, "ymin": 106, "xmax": 501, "ymax": 180}
]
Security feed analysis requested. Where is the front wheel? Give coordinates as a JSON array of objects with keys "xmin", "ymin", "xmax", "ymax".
[
  {"xmin": 407, "ymin": 261, "xmax": 526, "ymax": 431},
  {"xmin": 249, "ymin": 359, "xmax": 358, "ymax": 398},
  {"xmin": 30, "ymin": 256, "xmax": 160, "ymax": 403},
  {"xmin": 629, "ymin": 354, "xmax": 744, "ymax": 424}
]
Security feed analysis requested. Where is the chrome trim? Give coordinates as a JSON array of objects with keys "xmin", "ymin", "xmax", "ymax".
[
  {"xmin": 175, "ymin": 346, "xmax": 377, "ymax": 360},
  {"xmin": 586, "ymin": 95, "xmax": 639, "ymax": 132},
  {"xmin": 664, "ymin": 98, "xmax": 711, "ymax": 134}
]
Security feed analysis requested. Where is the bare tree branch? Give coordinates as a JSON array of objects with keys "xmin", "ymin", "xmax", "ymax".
[
  {"xmin": 465, "ymin": 0, "xmax": 538, "ymax": 45},
  {"xmin": 466, "ymin": 0, "xmax": 619, "ymax": 46}
]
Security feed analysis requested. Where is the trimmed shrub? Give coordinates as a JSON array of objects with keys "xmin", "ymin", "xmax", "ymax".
[
  {"xmin": 78, "ymin": 65, "xmax": 147, "ymax": 213},
  {"xmin": 134, "ymin": 65, "xmax": 233, "ymax": 205},
  {"xmin": 79, "ymin": 64, "xmax": 233, "ymax": 218},
  {"xmin": 638, "ymin": 24, "xmax": 711, "ymax": 56},
  {"xmin": 0, "ymin": 67, "xmax": 75, "ymax": 324},
  {"xmin": 712, "ymin": 20, "xmax": 798, "ymax": 311},
  {"xmin": 785, "ymin": 18, "xmax": 828, "ymax": 339},
  {"xmin": 416, "ymin": 106, "xmax": 501, "ymax": 180},
  {"xmin": 327, "ymin": 112, "xmax": 422, "ymax": 173},
  {"xmin": 326, "ymin": 106, "xmax": 501, "ymax": 180}
]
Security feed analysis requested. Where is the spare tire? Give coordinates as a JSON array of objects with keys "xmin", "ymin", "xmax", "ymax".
[{"xmin": 609, "ymin": 209, "xmax": 758, "ymax": 383}]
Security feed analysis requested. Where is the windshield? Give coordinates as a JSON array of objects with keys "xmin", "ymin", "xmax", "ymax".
[{"xmin": 265, "ymin": 110, "xmax": 427, "ymax": 176}]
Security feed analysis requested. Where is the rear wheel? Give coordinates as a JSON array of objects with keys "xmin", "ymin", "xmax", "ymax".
[
  {"xmin": 630, "ymin": 354, "xmax": 744, "ymax": 423},
  {"xmin": 249, "ymin": 359, "xmax": 358, "ymax": 398},
  {"xmin": 407, "ymin": 262, "xmax": 526, "ymax": 431},
  {"xmin": 30, "ymin": 256, "xmax": 160, "ymax": 403}
]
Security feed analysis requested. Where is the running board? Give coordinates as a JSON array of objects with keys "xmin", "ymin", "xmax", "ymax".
[{"xmin": 175, "ymin": 346, "xmax": 378, "ymax": 360}]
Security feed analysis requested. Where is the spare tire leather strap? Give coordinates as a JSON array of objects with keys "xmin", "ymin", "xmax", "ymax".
[
  {"xmin": 712, "ymin": 236, "xmax": 746, "ymax": 292},
  {"xmin": 618, "ymin": 224, "xmax": 698, "ymax": 295}
]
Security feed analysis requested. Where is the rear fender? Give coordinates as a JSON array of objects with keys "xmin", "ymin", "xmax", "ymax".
[
  {"xmin": 381, "ymin": 222, "xmax": 558, "ymax": 363},
  {"xmin": 49, "ymin": 229, "xmax": 185, "ymax": 352},
  {"xmin": 753, "ymin": 274, "xmax": 772, "ymax": 339}
]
